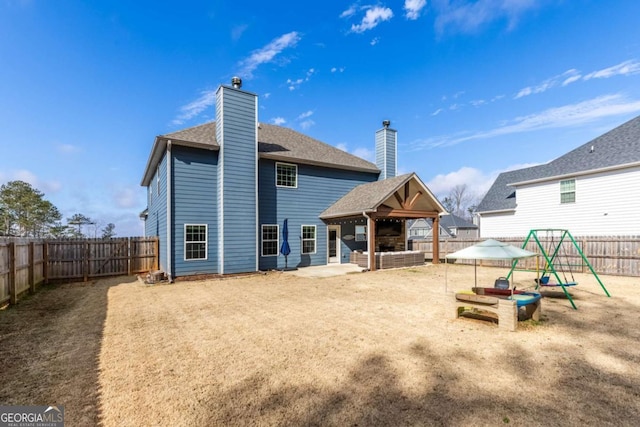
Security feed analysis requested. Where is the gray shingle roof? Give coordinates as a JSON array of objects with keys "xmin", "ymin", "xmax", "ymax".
[
  {"xmin": 477, "ymin": 114, "xmax": 640, "ymax": 213},
  {"xmin": 320, "ymin": 173, "xmax": 446, "ymax": 219},
  {"xmin": 164, "ymin": 121, "xmax": 379, "ymax": 172},
  {"xmin": 440, "ymin": 213, "xmax": 477, "ymax": 229}
]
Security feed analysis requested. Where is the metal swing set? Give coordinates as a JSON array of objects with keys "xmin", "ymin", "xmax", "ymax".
[{"xmin": 507, "ymin": 229, "xmax": 610, "ymax": 310}]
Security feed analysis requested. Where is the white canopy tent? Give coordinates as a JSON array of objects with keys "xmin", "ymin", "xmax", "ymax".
[{"xmin": 444, "ymin": 239, "xmax": 537, "ymax": 293}]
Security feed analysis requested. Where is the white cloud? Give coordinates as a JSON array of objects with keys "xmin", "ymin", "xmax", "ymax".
[
  {"xmin": 57, "ymin": 143, "xmax": 80, "ymax": 154},
  {"xmin": 562, "ymin": 74, "xmax": 582, "ymax": 86},
  {"xmin": 172, "ymin": 89, "xmax": 216, "ymax": 125},
  {"xmin": 286, "ymin": 68, "xmax": 316, "ymax": 90},
  {"xmin": 350, "ymin": 6, "xmax": 394, "ymax": 33},
  {"xmin": 334, "ymin": 143, "xmax": 374, "ymax": 162},
  {"xmin": 370, "ymin": 37, "xmax": 380, "ymax": 46},
  {"xmin": 352, "ymin": 147, "xmax": 375, "ymax": 162},
  {"xmin": 426, "ymin": 166, "xmax": 495, "ymax": 199},
  {"xmin": 297, "ymin": 110, "xmax": 314, "ymax": 120},
  {"xmin": 412, "ymin": 94, "xmax": 640, "ymax": 149},
  {"xmin": 237, "ymin": 31, "xmax": 301, "ymax": 78},
  {"xmin": 431, "ymin": 108, "xmax": 443, "ymax": 116},
  {"xmin": 515, "ymin": 69, "xmax": 580, "ymax": 99},
  {"xmin": 1, "ymin": 169, "xmax": 62, "ymax": 194},
  {"xmin": 231, "ymin": 24, "xmax": 248, "ymax": 41},
  {"xmin": 272, "ymin": 117, "xmax": 286, "ymax": 125},
  {"xmin": 299, "ymin": 120, "xmax": 315, "ymax": 130},
  {"xmin": 434, "ymin": 0, "xmax": 542, "ymax": 34},
  {"xmin": 470, "ymin": 99, "xmax": 486, "ymax": 107},
  {"xmin": 112, "ymin": 186, "xmax": 138, "ymax": 209},
  {"xmin": 583, "ymin": 60, "xmax": 640, "ymax": 80},
  {"xmin": 340, "ymin": 5, "xmax": 358, "ymax": 18},
  {"xmin": 405, "ymin": 0, "xmax": 427, "ymax": 20}
]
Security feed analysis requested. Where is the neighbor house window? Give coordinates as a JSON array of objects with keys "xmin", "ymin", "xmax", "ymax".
[
  {"xmin": 156, "ymin": 166, "xmax": 160, "ymax": 195},
  {"xmin": 276, "ymin": 163, "xmax": 297, "ymax": 188},
  {"xmin": 262, "ymin": 225, "xmax": 279, "ymax": 257},
  {"xmin": 301, "ymin": 225, "xmax": 316, "ymax": 254},
  {"xmin": 560, "ymin": 179, "xmax": 576, "ymax": 204},
  {"xmin": 184, "ymin": 224, "xmax": 207, "ymax": 260},
  {"xmin": 355, "ymin": 225, "xmax": 367, "ymax": 242}
]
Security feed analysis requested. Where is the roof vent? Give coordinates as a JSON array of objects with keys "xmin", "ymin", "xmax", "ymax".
[
  {"xmin": 231, "ymin": 76, "xmax": 242, "ymax": 89},
  {"xmin": 590, "ymin": 145, "xmax": 595, "ymax": 153},
  {"xmin": 382, "ymin": 120, "xmax": 391, "ymax": 128}
]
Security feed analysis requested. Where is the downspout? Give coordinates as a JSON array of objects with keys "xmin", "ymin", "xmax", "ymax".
[
  {"xmin": 166, "ymin": 140, "xmax": 173, "ymax": 282},
  {"xmin": 362, "ymin": 211, "xmax": 371, "ymax": 271}
]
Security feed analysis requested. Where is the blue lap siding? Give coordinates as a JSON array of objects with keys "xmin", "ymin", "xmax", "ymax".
[
  {"xmin": 258, "ymin": 159, "xmax": 378, "ymax": 270},
  {"xmin": 172, "ymin": 146, "xmax": 219, "ymax": 276},
  {"xmin": 145, "ymin": 155, "xmax": 168, "ymax": 273}
]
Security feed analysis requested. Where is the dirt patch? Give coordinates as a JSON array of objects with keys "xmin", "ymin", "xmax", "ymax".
[{"xmin": 1, "ymin": 265, "xmax": 639, "ymax": 426}]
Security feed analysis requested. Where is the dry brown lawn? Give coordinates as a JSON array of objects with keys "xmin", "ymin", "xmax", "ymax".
[{"xmin": 1, "ymin": 264, "xmax": 639, "ymax": 426}]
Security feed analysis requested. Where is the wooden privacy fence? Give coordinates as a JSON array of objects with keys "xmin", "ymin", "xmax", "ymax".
[
  {"xmin": 0, "ymin": 237, "xmax": 158, "ymax": 306},
  {"xmin": 411, "ymin": 235, "xmax": 640, "ymax": 277}
]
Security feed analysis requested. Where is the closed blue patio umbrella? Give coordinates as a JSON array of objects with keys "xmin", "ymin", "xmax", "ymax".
[{"xmin": 280, "ymin": 218, "xmax": 291, "ymax": 270}]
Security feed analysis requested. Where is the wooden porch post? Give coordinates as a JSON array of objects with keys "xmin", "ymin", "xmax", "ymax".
[
  {"xmin": 432, "ymin": 215, "xmax": 440, "ymax": 264},
  {"xmin": 368, "ymin": 217, "xmax": 376, "ymax": 271}
]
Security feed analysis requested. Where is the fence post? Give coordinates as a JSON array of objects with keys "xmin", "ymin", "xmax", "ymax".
[
  {"xmin": 43, "ymin": 241, "xmax": 49, "ymax": 284},
  {"xmin": 83, "ymin": 240, "xmax": 89, "ymax": 282},
  {"xmin": 29, "ymin": 241, "xmax": 35, "ymax": 294},
  {"xmin": 127, "ymin": 237, "xmax": 132, "ymax": 276},
  {"xmin": 8, "ymin": 242, "xmax": 17, "ymax": 305},
  {"xmin": 581, "ymin": 238, "xmax": 587, "ymax": 274},
  {"xmin": 154, "ymin": 237, "xmax": 159, "ymax": 271}
]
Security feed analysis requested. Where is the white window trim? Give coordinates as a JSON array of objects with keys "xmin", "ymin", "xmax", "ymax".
[
  {"xmin": 276, "ymin": 162, "xmax": 298, "ymax": 188},
  {"xmin": 301, "ymin": 224, "xmax": 317, "ymax": 254},
  {"xmin": 261, "ymin": 224, "xmax": 279, "ymax": 257},
  {"xmin": 355, "ymin": 225, "xmax": 367, "ymax": 242},
  {"xmin": 184, "ymin": 224, "xmax": 208, "ymax": 261},
  {"xmin": 560, "ymin": 179, "xmax": 576, "ymax": 204}
]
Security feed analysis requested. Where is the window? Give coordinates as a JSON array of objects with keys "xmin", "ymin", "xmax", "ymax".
[
  {"xmin": 276, "ymin": 163, "xmax": 297, "ymax": 188},
  {"xmin": 301, "ymin": 225, "xmax": 316, "ymax": 254},
  {"xmin": 355, "ymin": 225, "xmax": 367, "ymax": 241},
  {"xmin": 184, "ymin": 224, "xmax": 207, "ymax": 260},
  {"xmin": 560, "ymin": 179, "xmax": 575, "ymax": 204},
  {"xmin": 156, "ymin": 166, "xmax": 160, "ymax": 195},
  {"xmin": 262, "ymin": 225, "xmax": 279, "ymax": 256}
]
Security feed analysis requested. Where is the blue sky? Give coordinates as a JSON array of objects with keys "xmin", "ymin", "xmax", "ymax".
[{"xmin": 2, "ymin": 0, "xmax": 640, "ymax": 235}]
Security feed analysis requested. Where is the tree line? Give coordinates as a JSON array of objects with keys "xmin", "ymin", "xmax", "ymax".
[{"xmin": 0, "ymin": 180, "xmax": 116, "ymax": 238}]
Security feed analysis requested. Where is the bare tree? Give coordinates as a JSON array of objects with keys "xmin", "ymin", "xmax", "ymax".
[{"xmin": 449, "ymin": 184, "xmax": 472, "ymax": 218}]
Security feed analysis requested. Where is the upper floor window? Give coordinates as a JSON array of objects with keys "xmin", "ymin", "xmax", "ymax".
[
  {"xmin": 276, "ymin": 163, "xmax": 297, "ymax": 188},
  {"xmin": 560, "ymin": 179, "xmax": 575, "ymax": 204}
]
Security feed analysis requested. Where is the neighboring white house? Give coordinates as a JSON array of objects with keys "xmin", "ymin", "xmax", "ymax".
[{"xmin": 476, "ymin": 115, "xmax": 640, "ymax": 238}]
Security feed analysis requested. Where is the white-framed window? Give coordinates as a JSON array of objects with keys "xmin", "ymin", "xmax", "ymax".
[
  {"xmin": 261, "ymin": 224, "xmax": 279, "ymax": 257},
  {"xmin": 560, "ymin": 179, "xmax": 576, "ymax": 204},
  {"xmin": 184, "ymin": 224, "xmax": 207, "ymax": 260},
  {"xmin": 301, "ymin": 225, "xmax": 316, "ymax": 254},
  {"xmin": 355, "ymin": 225, "xmax": 367, "ymax": 241},
  {"xmin": 276, "ymin": 162, "xmax": 298, "ymax": 188},
  {"xmin": 156, "ymin": 165, "xmax": 160, "ymax": 195}
]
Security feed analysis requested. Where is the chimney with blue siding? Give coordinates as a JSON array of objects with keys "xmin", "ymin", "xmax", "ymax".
[
  {"xmin": 216, "ymin": 77, "xmax": 258, "ymax": 274},
  {"xmin": 375, "ymin": 120, "xmax": 397, "ymax": 180}
]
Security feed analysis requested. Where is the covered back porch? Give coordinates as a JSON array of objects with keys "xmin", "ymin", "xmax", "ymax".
[{"xmin": 320, "ymin": 173, "xmax": 446, "ymax": 271}]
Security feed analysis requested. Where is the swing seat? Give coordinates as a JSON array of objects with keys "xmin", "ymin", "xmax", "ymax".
[{"xmin": 535, "ymin": 278, "xmax": 578, "ymax": 287}]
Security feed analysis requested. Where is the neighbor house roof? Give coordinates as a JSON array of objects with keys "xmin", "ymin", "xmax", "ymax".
[
  {"xmin": 141, "ymin": 122, "xmax": 379, "ymax": 185},
  {"xmin": 440, "ymin": 213, "xmax": 477, "ymax": 229},
  {"xmin": 319, "ymin": 173, "xmax": 446, "ymax": 219},
  {"xmin": 477, "ymin": 114, "xmax": 640, "ymax": 213}
]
